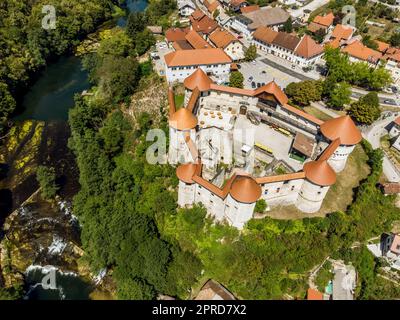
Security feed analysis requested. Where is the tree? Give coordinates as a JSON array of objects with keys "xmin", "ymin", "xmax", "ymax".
[
  {"xmin": 229, "ymin": 71, "xmax": 244, "ymax": 88},
  {"xmin": 285, "ymin": 80, "xmax": 324, "ymax": 106},
  {"xmin": 244, "ymin": 44, "xmax": 257, "ymax": 62},
  {"xmin": 36, "ymin": 166, "xmax": 59, "ymax": 199},
  {"xmin": 254, "ymin": 199, "xmax": 267, "ymax": 213},
  {"xmin": 314, "ymin": 28, "xmax": 326, "ymax": 43},
  {"xmin": 0, "ymin": 82, "xmax": 16, "ymax": 131},
  {"xmin": 282, "ymin": 17, "xmax": 293, "ymax": 33},
  {"xmin": 367, "ymin": 67, "xmax": 392, "ymax": 91},
  {"xmin": 327, "ymin": 81, "xmax": 351, "ymax": 109},
  {"xmin": 96, "ymin": 56, "xmax": 140, "ymax": 102},
  {"xmin": 213, "ymin": 9, "xmax": 220, "ymax": 19},
  {"xmin": 126, "ymin": 12, "xmax": 146, "ymax": 39},
  {"xmin": 362, "ymin": 35, "xmax": 378, "ymax": 50},
  {"xmin": 389, "ymin": 32, "xmax": 400, "ymax": 47},
  {"xmin": 349, "ymin": 92, "xmax": 381, "ymax": 124},
  {"xmin": 134, "ymin": 29, "xmax": 156, "ymax": 56}
]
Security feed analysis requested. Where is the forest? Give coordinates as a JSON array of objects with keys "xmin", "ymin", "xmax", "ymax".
[{"xmin": 0, "ymin": 0, "xmax": 123, "ymax": 132}]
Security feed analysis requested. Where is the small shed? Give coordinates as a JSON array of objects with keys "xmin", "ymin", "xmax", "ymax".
[{"xmin": 147, "ymin": 26, "xmax": 163, "ymax": 35}]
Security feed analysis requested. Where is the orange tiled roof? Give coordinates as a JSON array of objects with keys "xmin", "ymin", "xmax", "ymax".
[
  {"xmin": 320, "ymin": 115, "xmax": 362, "ymax": 145},
  {"xmin": 331, "ymin": 24, "xmax": 353, "ymax": 40},
  {"xmin": 294, "ymin": 35, "xmax": 324, "ymax": 59},
  {"xmin": 190, "ymin": 14, "xmax": 218, "ymax": 35},
  {"xmin": 169, "ymin": 107, "xmax": 198, "ymax": 130},
  {"xmin": 176, "ymin": 162, "xmax": 201, "ymax": 184},
  {"xmin": 191, "ymin": 9, "xmax": 206, "ymax": 21},
  {"xmin": 209, "ymin": 28, "xmax": 238, "ymax": 48},
  {"xmin": 240, "ymin": 5, "xmax": 259, "ymax": 13},
  {"xmin": 165, "ymin": 28, "xmax": 189, "ymax": 42},
  {"xmin": 304, "ymin": 159, "xmax": 336, "ymax": 186},
  {"xmin": 308, "ymin": 22, "xmax": 327, "ymax": 33},
  {"xmin": 184, "ymin": 68, "xmax": 214, "ymax": 91},
  {"xmin": 254, "ymin": 81, "xmax": 289, "ymax": 105},
  {"xmin": 313, "ymin": 12, "xmax": 334, "ymax": 27},
  {"xmin": 255, "ymin": 172, "xmax": 306, "ymax": 184},
  {"xmin": 307, "ymin": 288, "xmax": 324, "ymax": 300},
  {"xmin": 229, "ymin": 176, "xmax": 262, "ymax": 203},
  {"xmin": 342, "ymin": 40, "xmax": 382, "ymax": 63},
  {"xmin": 325, "ymin": 38, "xmax": 341, "ymax": 49},
  {"xmin": 165, "ymin": 48, "xmax": 232, "ymax": 67},
  {"xmin": 185, "ymin": 30, "xmax": 211, "ymax": 49},
  {"xmin": 253, "ymin": 26, "xmax": 278, "ymax": 44},
  {"xmin": 375, "ymin": 40, "xmax": 390, "ymax": 53}
]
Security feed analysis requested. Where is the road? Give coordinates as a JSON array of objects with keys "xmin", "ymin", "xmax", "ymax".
[
  {"xmin": 362, "ymin": 112, "xmax": 400, "ymax": 182},
  {"xmin": 289, "ymin": 0, "xmax": 330, "ymax": 18},
  {"xmin": 260, "ymin": 58, "xmax": 315, "ymax": 81}
]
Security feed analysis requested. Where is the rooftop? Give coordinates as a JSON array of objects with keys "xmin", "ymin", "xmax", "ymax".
[
  {"xmin": 320, "ymin": 116, "xmax": 362, "ymax": 145},
  {"xmin": 342, "ymin": 40, "xmax": 382, "ymax": 63},
  {"xmin": 331, "ymin": 24, "xmax": 354, "ymax": 41},
  {"xmin": 164, "ymin": 48, "xmax": 232, "ymax": 67},
  {"xmin": 239, "ymin": 6, "xmax": 290, "ymax": 30},
  {"xmin": 313, "ymin": 12, "xmax": 334, "ymax": 27},
  {"xmin": 209, "ymin": 28, "xmax": 238, "ymax": 49}
]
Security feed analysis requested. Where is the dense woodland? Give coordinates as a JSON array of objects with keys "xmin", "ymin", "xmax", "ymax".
[{"xmin": 0, "ymin": 0, "xmax": 124, "ymax": 132}]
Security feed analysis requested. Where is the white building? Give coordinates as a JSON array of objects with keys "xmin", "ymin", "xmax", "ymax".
[
  {"xmin": 164, "ymin": 48, "xmax": 232, "ymax": 83},
  {"xmin": 209, "ymin": 28, "xmax": 245, "ymax": 61},
  {"xmin": 168, "ymin": 69, "xmax": 362, "ymax": 229},
  {"xmin": 178, "ymin": 0, "xmax": 196, "ymax": 17},
  {"xmin": 383, "ymin": 48, "xmax": 400, "ymax": 88},
  {"xmin": 253, "ymin": 27, "xmax": 324, "ymax": 68},
  {"xmin": 230, "ymin": 6, "xmax": 291, "ymax": 38}
]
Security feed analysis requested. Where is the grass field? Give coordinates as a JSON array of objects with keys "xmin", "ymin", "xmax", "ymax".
[{"xmin": 266, "ymin": 144, "xmax": 371, "ymax": 220}]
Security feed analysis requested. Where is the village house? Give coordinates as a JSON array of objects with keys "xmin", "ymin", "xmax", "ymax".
[
  {"xmin": 383, "ymin": 47, "xmax": 400, "ymax": 88},
  {"xmin": 164, "ymin": 48, "xmax": 232, "ymax": 83},
  {"xmin": 209, "ymin": 28, "xmax": 245, "ymax": 61},
  {"xmin": 326, "ymin": 24, "xmax": 355, "ymax": 49},
  {"xmin": 178, "ymin": 0, "xmax": 196, "ymax": 17},
  {"xmin": 369, "ymin": 233, "xmax": 400, "ymax": 271},
  {"xmin": 220, "ymin": 0, "xmax": 249, "ymax": 12},
  {"xmin": 203, "ymin": 0, "xmax": 221, "ymax": 15},
  {"xmin": 308, "ymin": 12, "xmax": 335, "ymax": 34},
  {"xmin": 168, "ymin": 68, "xmax": 362, "ymax": 229},
  {"xmin": 165, "ymin": 28, "xmax": 190, "ymax": 45},
  {"xmin": 341, "ymin": 40, "xmax": 382, "ymax": 66},
  {"xmin": 190, "ymin": 9, "xmax": 219, "ymax": 36},
  {"xmin": 230, "ymin": 6, "xmax": 291, "ymax": 38},
  {"xmin": 195, "ymin": 280, "xmax": 236, "ymax": 300},
  {"xmin": 388, "ymin": 116, "xmax": 400, "ymax": 151},
  {"xmin": 253, "ymin": 27, "xmax": 324, "ymax": 68}
]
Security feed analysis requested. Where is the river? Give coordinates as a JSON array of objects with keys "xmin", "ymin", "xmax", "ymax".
[{"xmin": 11, "ymin": 0, "xmax": 148, "ymax": 300}]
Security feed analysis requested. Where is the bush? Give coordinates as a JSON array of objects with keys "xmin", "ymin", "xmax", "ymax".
[{"xmin": 36, "ymin": 166, "xmax": 59, "ymax": 200}]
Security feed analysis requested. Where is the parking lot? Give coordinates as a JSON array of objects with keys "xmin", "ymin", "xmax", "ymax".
[
  {"xmin": 152, "ymin": 41, "xmax": 173, "ymax": 76},
  {"xmin": 239, "ymin": 58, "xmax": 301, "ymax": 90},
  {"xmin": 235, "ymin": 116, "xmax": 304, "ymax": 171}
]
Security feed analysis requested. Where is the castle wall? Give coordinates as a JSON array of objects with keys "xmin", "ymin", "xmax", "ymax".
[
  {"xmin": 260, "ymin": 179, "xmax": 305, "ymax": 207},
  {"xmin": 295, "ymin": 180, "xmax": 330, "ymax": 213},
  {"xmin": 194, "ymin": 184, "xmax": 226, "ymax": 222},
  {"xmin": 225, "ymin": 194, "xmax": 256, "ymax": 230},
  {"xmin": 168, "ymin": 127, "xmax": 196, "ymax": 164},
  {"xmin": 178, "ymin": 180, "xmax": 196, "ymax": 207},
  {"xmin": 327, "ymin": 144, "xmax": 355, "ymax": 173}
]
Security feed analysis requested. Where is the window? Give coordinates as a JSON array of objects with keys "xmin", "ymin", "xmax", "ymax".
[
  {"xmin": 264, "ymin": 190, "xmax": 269, "ymax": 195},
  {"xmin": 291, "ymin": 185, "xmax": 295, "ymax": 191},
  {"xmin": 276, "ymin": 188, "xmax": 281, "ymax": 193}
]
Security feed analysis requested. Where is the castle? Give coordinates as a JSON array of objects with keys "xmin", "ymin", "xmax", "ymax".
[{"xmin": 168, "ymin": 68, "xmax": 362, "ymax": 229}]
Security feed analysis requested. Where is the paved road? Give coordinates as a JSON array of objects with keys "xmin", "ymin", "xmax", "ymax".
[
  {"xmin": 362, "ymin": 112, "xmax": 400, "ymax": 182},
  {"xmin": 260, "ymin": 58, "xmax": 315, "ymax": 81},
  {"xmin": 289, "ymin": 0, "xmax": 330, "ymax": 18}
]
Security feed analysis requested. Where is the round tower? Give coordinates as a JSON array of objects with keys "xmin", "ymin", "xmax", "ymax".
[
  {"xmin": 225, "ymin": 176, "xmax": 262, "ymax": 230},
  {"xmin": 296, "ymin": 160, "xmax": 336, "ymax": 213},
  {"xmin": 168, "ymin": 108, "xmax": 198, "ymax": 164},
  {"xmin": 183, "ymin": 68, "xmax": 213, "ymax": 105},
  {"xmin": 176, "ymin": 163, "xmax": 199, "ymax": 207},
  {"xmin": 320, "ymin": 116, "xmax": 362, "ymax": 173}
]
